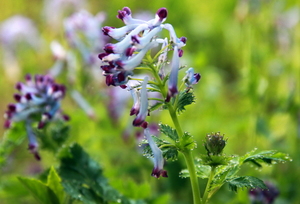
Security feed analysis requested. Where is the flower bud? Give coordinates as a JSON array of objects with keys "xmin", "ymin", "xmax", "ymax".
[{"xmin": 204, "ymin": 132, "xmax": 227, "ymax": 155}]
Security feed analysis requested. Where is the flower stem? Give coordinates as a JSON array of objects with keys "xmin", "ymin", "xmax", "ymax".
[
  {"xmin": 182, "ymin": 149, "xmax": 202, "ymax": 204},
  {"xmin": 168, "ymin": 107, "xmax": 201, "ymax": 204},
  {"xmin": 150, "ymin": 63, "xmax": 202, "ymax": 204},
  {"xmin": 202, "ymin": 166, "xmax": 216, "ymax": 204}
]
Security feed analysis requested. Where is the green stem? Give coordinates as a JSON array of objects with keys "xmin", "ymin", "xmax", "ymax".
[
  {"xmin": 202, "ymin": 166, "xmax": 216, "ymax": 204},
  {"xmin": 168, "ymin": 107, "xmax": 201, "ymax": 204},
  {"xmin": 149, "ymin": 63, "xmax": 202, "ymax": 204},
  {"xmin": 182, "ymin": 150, "xmax": 202, "ymax": 204}
]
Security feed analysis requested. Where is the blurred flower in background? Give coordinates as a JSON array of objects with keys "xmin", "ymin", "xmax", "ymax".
[
  {"xmin": 43, "ymin": 0, "xmax": 87, "ymax": 29},
  {"xmin": 249, "ymin": 181, "xmax": 279, "ymax": 204},
  {"xmin": 0, "ymin": 15, "xmax": 41, "ymax": 80},
  {"xmin": 275, "ymin": 7, "xmax": 300, "ymax": 54},
  {"xmin": 4, "ymin": 74, "xmax": 68, "ymax": 159}
]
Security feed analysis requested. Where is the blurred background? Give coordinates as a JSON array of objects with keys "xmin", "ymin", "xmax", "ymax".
[{"xmin": 0, "ymin": 0, "xmax": 299, "ymax": 203}]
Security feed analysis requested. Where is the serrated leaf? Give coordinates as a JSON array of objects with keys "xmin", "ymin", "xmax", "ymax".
[
  {"xmin": 210, "ymin": 162, "xmax": 240, "ymax": 191},
  {"xmin": 178, "ymin": 132, "xmax": 197, "ymax": 151},
  {"xmin": 176, "ymin": 91, "xmax": 195, "ymax": 114},
  {"xmin": 142, "ymin": 136, "xmax": 178, "ymax": 161},
  {"xmin": 159, "ymin": 124, "xmax": 178, "ymax": 141},
  {"xmin": 47, "ymin": 166, "xmax": 65, "ymax": 204},
  {"xmin": 180, "ymin": 164, "xmax": 211, "ymax": 179},
  {"xmin": 58, "ymin": 143, "xmax": 131, "ymax": 204},
  {"xmin": 227, "ymin": 176, "xmax": 267, "ymax": 192},
  {"xmin": 18, "ymin": 177, "xmax": 60, "ymax": 204},
  {"xmin": 240, "ymin": 149, "xmax": 292, "ymax": 167}
]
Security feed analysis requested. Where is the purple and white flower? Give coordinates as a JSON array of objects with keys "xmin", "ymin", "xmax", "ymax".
[
  {"xmin": 183, "ymin": 67, "xmax": 201, "ymax": 88},
  {"xmin": 99, "ymin": 7, "xmax": 186, "ymax": 93},
  {"xmin": 4, "ymin": 74, "xmax": 68, "ymax": 159},
  {"xmin": 144, "ymin": 128, "xmax": 168, "ymax": 178},
  {"xmin": 132, "ymin": 77, "xmax": 149, "ymax": 128}
]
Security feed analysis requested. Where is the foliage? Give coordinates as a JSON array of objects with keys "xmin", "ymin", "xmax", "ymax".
[{"xmin": 0, "ymin": 1, "xmax": 298, "ymax": 204}]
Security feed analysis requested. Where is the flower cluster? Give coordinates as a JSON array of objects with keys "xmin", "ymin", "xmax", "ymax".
[
  {"xmin": 98, "ymin": 7, "xmax": 187, "ymax": 88},
  {"xmin": 99, "ymin": 7, "xmax": 200, "ymax": 178},
  {"xmin": 4, "ymin": 74, "xmax": 68, "ymax": 160}
]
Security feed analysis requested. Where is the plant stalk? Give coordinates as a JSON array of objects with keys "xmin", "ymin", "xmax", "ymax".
[
  {"xmin": 168, "ymin": 107, "xmax": 202, "ymax": 204},
  {"xmin": 202, "ymin": 166, "xmax": 216, "ymax": 204}
]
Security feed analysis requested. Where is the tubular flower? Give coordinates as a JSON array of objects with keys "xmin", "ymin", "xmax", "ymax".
[
  {"xmin": 183, "ymin": 67, "xmax": 201, "ymax": 88},
  {"xmin": 4, "ymin": 74, "xmax": 68, "ymax": 159},
  {"xmin": 166, "ymin": 46, "xmax": 180, "ymax": 102},
  {"xmin": 99, "ymin": 7, "xmax": 186, "ymax": 90},
  {"xmin": 144, "ymin": 128, "xmax": 168, "ymax": 178},
  {"xmin": 132, "ymin": 77, "xmax": 149, "ymax": 128}
]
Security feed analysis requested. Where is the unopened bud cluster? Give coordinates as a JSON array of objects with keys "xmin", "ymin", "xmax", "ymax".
[{"xmin": 204, "ymin": 132, "xmax": 227, "ymax": 155}]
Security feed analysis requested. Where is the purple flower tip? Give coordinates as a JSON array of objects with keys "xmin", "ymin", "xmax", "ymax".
[
  {"xmin": 117, "ymin": 7, "xmax": 131, "ymax": 20},
  {"xmin": 141, "ymin": 121, "xmax": 148, "ymax": 129},
  {"xmin": 151, "ymin": 168, "xmax": 168, "ymax": 178},
  {"xmin": 14, "ymin": 94, "xmax": 21, "ymax": 102},
  {"xmin": 25, "ymin": 93, "xmax": 32, "ymax": 100},
  {"xmin": 180, "ymin": 36, "xmax": 187, "ymax": 44},
  {"xmin": 157, "ymin": 8, "xmax": 168, "ymax": 20},
  {"xmin": 130, "ymin": 108, "xmax": 139, "ymax": 116},
  {"xmin": 28, "ymin": 144, "xmax": 41, "ymax": 161},
  {"xmin": 132, "ymin": 117, "xmax": 144, "ymax": 127},
  {"xmin": 103, "ymin": 44, "xmax": 115, "ymax": 53},
  {"xmin": 15, "ymin": 82, "xmax": 22, "ymax": 91},
  {"xmin": 131, "ymin": 35, "xmax": 140, "ymax": 44},
  {"xmin": 38, "ymin": 121, "xmax": 45, "ymax": 129},
  {"xmin": 25, "ymin": 74, "xmax": 32, "ymax": 81},
  {"xmin": 98, "ymin": 52, "xmax": 108, "ymax": 60},
  {"xmin": 102, "ymin": 26, "xmax": 115, "ymax": 35},
  {"xmin": 63, "ymin": 114, "xmax": 70, "ymax": 121},
  {"xmin": 4, "ymin": 120, "xmax": 11, "ymax": 128},
  {"xmin": 178, "ymin": 49, "xmax": 184, "ymax": 57},
  {"xmin": 125, "ymin": 47, "xmax": 135, "ymax": 57},
  {"xmin": 101, "ymin": 65, "xmax": 114, "ymax": 73},
  {"xmin": 8, "ymin": 104, "xmax": 16, "ymax": 112},
  {"xmin": 194, "ymin": 73, "xmax": 201, "ymax": 82}
]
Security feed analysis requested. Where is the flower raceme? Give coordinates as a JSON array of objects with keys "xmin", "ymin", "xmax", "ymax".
[
  {"xmin": 98, "ymin": 7, "xmax": 187, "ymax": 91},
  {"xmin": 99, "ymin": 7, "xmax": 201, "ymax": 178},
  {"xmin": 4, "ymin": 74, "xmax": 68, "ymax": 159}
]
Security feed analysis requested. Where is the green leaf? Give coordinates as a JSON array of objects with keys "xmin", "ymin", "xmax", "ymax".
[
  {"xmin": 200, "ymin": 154, "xmax": 234, "ymax": 167},
  {"xmin": 176, "ymin": 91, "xmax": 195, "ymax": 114},
  {"xmin": 227, "ymin": 176, "xmax": 267, "ymax": 192},
  {"xmin": 142, "ymin": 137, "xmax": 178, "ymax": 161},
  {"xmin": 58, "ymin": 143, "xmax": 131, "ymax": 204},
  {"xmin": 35, "ymin": 121, "xmax": 70, "ymax": 153},
  {"xmin": 18, "ymin": 177, "xmax": 60, "ymax": 204},
  {"xmin": 240, "ymin": 149, "xmax": 292, "ymax": 167},
  {"xmin": 47, "ymin": 166, "xmax": 65, "ymax": 204},
  {"xmin": 0, "ymin": 123, "xmax": 26, "ymax": 167},
  {"xmin": 178, "ymin": 132, "xmax": 197, "ymax": 151},
  {"xmin": 180, "ymin": 164, "xmax": 211, "ymax": 179},
  {"xmin": 147, "ymin": 82, "xmax": 161, "ymax": 93},
  {"xmin": 159, "ymin": 124, "xmax": 178, "ymax": 141},
  {"xmin": 149, "ymin": 102, "xmax": 164, "ymax": 112},
  {"xmin": 210, "ymin": 162, "xmax": 240, "ymax": 191}
]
